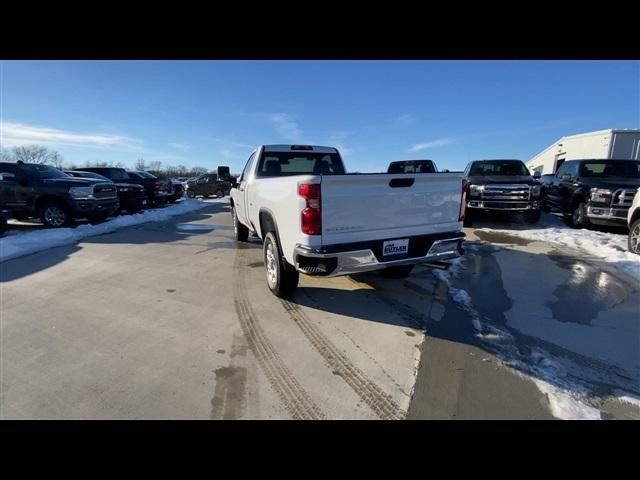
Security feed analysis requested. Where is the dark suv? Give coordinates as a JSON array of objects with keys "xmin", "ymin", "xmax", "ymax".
[
  {"xmin": 186, "ymin": 173, "xmax": 230, "ymax": 198},
  {"xmin": 126, "ymin": 171, "xmax": 172, "ymax": 205},
  {"xmin": 540, "ymin": 159, "xmax": 640, "ymax": 228},
  {"xmin": 0, "ymin": 162, "xmax": 119, "ymax": 227},
  {"xmin": 66, "ymin": 170, "xmax": 147, "ymax": 214},
  {"xmin": 462, "ymin": 159, "xmax": 542, "ymax": 226}
]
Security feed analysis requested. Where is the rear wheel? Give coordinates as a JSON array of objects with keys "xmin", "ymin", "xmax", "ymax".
[
  {"xmin": 568, "ymin": 202, "xmax": 590, "ymax": 229},
  {"xmin": 628, "ymin": 219, "xmax": 640, "ymax": 255},
  {"xmin": 40, "ymin": 201, "xmax": 71, "ymax": 228},
  {"xmin": 232, "ymin": 205, "xmax": 249, "ymax": 242},
  {"xmin": 263, "ymin": 231, "xmax": 299, "ymax": 297},
  {"xmin": 186, "ymin": 189, "xmax": 196, "ymax": 199},
  {"xmin": 380, "ymin": 265, "xmax": 414, "ymax": 278},
  {"xmin": 216, "ymin": 189, "xmax": 224, "ymax": 198}
]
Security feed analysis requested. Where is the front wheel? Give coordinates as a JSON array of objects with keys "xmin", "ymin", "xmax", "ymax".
[
  {"xmin": 186, "ymin": 189, "xmax": 196, "ymax": 199},
  {"xmin": 380, "ymin": 265, "xmax": 414, "ymax": 278},
  {"xmin": 263, "ymin": 232, "xmax": 299, "ymax": 297},
  {"xmin": 628, "ymin": 218, "xmax": 640, "ymax": 255},
  {"xmin": 215, "ymin": 189, "xmax": 224, "ymax": 198},
  {"xmin": 232, "ymin": 205, "xmax": 249, "ymax": 242},
  {"xmin": 463, "ymin": 211, "xmax": 473, "ymax": 227},
  {"xmin": 40, "ymin": 201, "xmax": 71, "ymax": 228},
  {"xmin": 568, "ymin": 202, "xmax": 590, "ymax": 229}
]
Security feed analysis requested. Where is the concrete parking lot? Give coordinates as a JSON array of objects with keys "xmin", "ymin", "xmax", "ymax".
[{"xmin": 1, "ymin": 201, "xmax": 638, "ymax": 419}]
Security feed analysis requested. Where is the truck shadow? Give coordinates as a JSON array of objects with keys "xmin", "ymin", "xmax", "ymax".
[
  {"xmin": 1, "ymin": 202, "xmax": 231, "ymax": 282},
  {"xmin": 290, "ymin": 240, "xmax": 640, "ymax": 410}
]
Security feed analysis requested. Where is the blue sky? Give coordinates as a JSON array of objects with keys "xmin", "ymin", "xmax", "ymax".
[{"xmin": 1, "ymin": 60, "xmax": 638, "ymax": 173}]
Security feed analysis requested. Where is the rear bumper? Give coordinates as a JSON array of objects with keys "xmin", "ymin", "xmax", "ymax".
[{"xmin": 293, "ymin": 232, "xmax": 465, "ymax": 277}]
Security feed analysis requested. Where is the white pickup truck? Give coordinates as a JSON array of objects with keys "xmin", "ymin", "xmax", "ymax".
[{"xmin": 230, "ymin": 144, "xmax": 466, "ymax": 296}]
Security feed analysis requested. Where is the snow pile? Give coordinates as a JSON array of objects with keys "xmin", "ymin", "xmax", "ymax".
[
  {"xmin": 0, "ymin": 198, "xmax": 223, "ymax": 263},
  {"xmin": 479, "ymin": 213, "xmax": 640, "ymax": 281}
]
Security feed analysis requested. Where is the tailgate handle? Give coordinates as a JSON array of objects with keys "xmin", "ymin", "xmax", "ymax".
[{"xmin": 389, "ymin": 178, "xmax": 415, "ymax": 188}]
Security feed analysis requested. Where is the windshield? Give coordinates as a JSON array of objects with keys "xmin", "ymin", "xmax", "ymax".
[
  {"xmin": 135, "ymin": 171, "xmax": 156, "ymax": 179},
  {"xmin": 256, "ymin": 152, "xmax": 345, "ymax": 177},
  {"xmin": 69, "ymin": 171, "xmax": 111, "ymax": 181},
  {"xmin": 388, "ymin": 161, "xmax": 435, "ymax": 174},
  {"xmin": 580, "ymin": 161, "xmax": 640, "ymax": 179},
  {"xmin": 19, "ymin": 164, "xmax": 70, "ymax": 179},
  {"xmin": 469, "ymin": 160, "xmax": 529, "ymax": 176}
]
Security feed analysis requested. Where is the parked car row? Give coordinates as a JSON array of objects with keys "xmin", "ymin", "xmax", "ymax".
[{"xmin": 0, "ymin": 162, "xmax": 188, "ymax": 231}]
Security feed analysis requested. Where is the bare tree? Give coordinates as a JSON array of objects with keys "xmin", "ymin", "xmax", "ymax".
[
  {"xmin": 148, "ymin": 160, "xmax": 162, "ymax": 172},
  {"xmin": 135, "ymin": 158, "xmax": 147, "ymax": 171},
  {"xmin": 11, "ymin": 145, "xmax": 62, "ymax": 164}
]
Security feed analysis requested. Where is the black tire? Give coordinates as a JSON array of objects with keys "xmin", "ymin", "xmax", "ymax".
[
  {"xmin": 263, "ymin": 231, "xmax": 299, "ymax": 297},
  {"xmin": 463, "ymin": 211, "xmax": 473, "ymax": 227},
  {"xmin": 541, "ymin": 197, "xmax": 551, "ymax": 213},
  {"xmin": 380, "ymin": 265, "xmax": 415, "ymax": 278},
  {"xmin": 186, "ymin": 189, "xmax": 196, "ymax": 199},
  {"xmin": 215, "ymin": 189, "xmax": 224, "ymax": 198},
  {"xmin": 524, "ymin": 210, "xmax": 541, "ymax": 224},
  {"xmin": 231, "ymin": 205, "xmax": 249, "ymax": 242},
  {"xmin": 568, "ymin": 202, "xmax": 591, "ymax": 229},
  {"xmin": 628, "ymin": 218, "xmax": 640, "ymax": 255},
  {"xmin": 40, "ymin": 201, "xmax": 71, "ymax": 228},
  {"xmin": 0, "ymin": 218, "xmax": 6, "ymax": 236}
]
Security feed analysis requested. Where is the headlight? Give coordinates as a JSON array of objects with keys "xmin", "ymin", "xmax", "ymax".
[
  {"xmin": 119, "ymin": 187, "xmax": 129, "ymax": 192},
  {"xmin": 469, "ymin": 184, "xmax": 484, "ymax": 196},
  {"xmin": 590, "ymin": 188, "xmax": 612, "ymax": 203},
  {"xmin": 530, "ymin": 185, "xmax": 541, "ymax": 198},
  {"xmin": 69, "ymin": 186, "xmax": 94, "ymax": 198}
]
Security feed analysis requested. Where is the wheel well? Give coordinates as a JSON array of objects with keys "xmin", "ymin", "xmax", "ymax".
[
  {"xmin": 35, "ymin": 195, "xmax": 69, "ymax": 213},
  {"xmin": 630, "ymin": 208, "xmax": 640, "ymax": 225},
  {"xmin": 259, "ymin": 211, "xmax": 277, "ymax": 240}
]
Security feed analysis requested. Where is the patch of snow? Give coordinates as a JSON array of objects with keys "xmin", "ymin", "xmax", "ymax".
[
  {"xmin": 1, "ymin": 199, "xmax": 223, "ymax": 263},
  {"xmin": 478, "ymin": 213, "xmax": 640, "ymax": 281},
  {"xmin": 613, "ymin": 389, "xmax": 640, "ymax": 409},
  {"xmin": 534, "ymin": 381, "xmax": 602, "ymax": 420}
]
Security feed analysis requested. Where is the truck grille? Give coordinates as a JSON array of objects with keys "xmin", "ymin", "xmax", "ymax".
[
  {"xmin": 481, "ymin": 184, "xmax": 530, "ymax": 201},
  {"xmin": 612, "ymin": 189, "xmax": 635, "ymax": 208},
  {"xmin": 93, "ymin": 183, "xmax": 118, "ymax": 199}
]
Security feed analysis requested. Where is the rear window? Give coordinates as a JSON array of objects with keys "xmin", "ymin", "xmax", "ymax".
[
  {"xmin": 256, "ymin": 152, "xmax": 345, "ymax": 178},
  {"xmin": 580, "ymin": 161, "xmax": 640, "ymax": 179},
  {"xmin": 469, "ymin": 161, "xmax": 529, "ymax": 176},
  {"xmin": 388, "ymin": 161, "xmax": 435, "ymax": 174}
]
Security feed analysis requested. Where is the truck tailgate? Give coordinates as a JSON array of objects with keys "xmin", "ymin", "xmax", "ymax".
[{"xmin": 321, "ymin": 173, "xmax": 463, "ymax": 245}]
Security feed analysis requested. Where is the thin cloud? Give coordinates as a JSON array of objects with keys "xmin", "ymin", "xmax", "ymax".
[
  {"xmin": 396, "ymin": 114, "xmax": 415, "ymax": 126},
  {"xmin": 269, "ymin": 113, "xmax": 303, "ymax": 141},
  {"xmin": 410, "ymin": 138, "xmax": 454, "ymax": 152},
  {"xmin": 0, "ymin": 121, "xmax": 141, "ymax": 150},
  {"xmin": 169, "ymin": 142, "xmax": 191, "ymax": 151}
]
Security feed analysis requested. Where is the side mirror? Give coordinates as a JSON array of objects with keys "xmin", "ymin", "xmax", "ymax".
[
  {"xmin": 561, "ymin": 173, "xmax": 572, "ymax": 181},
  {"xmin": 533, "ymin": 171, "xmax": 541, "ymax": 179}
]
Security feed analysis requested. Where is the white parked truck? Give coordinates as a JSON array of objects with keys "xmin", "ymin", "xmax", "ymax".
[{"xmin": 230, "ymin": 144, "xmax": 466, "ymax": 296}]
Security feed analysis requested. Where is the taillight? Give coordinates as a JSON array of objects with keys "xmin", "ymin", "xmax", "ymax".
[
  {"xmin": 299, "ymin": 183, "xmax": 321, "ymax": 235},
  {"xmin": 459, "ymin": 179, "xmax": 469, "ymax": 221}
]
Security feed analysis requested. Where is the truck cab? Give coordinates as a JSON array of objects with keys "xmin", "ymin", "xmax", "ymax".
[{"xmin": 462, "ymin": 159, "xmax": 542, "ymax": 226}]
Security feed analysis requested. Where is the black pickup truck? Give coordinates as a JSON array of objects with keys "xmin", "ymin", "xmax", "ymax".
[
  {"xmin": 540, "ymin": 159, "xmax": 640, "ymax": 228},
  {"xmin": 66, "ymin": 170, "xmax": 147, "ymax": 213},
  {"xmin": 462, "ymin": 159, "xmax": 542, "ymax": 226},
  {"xmin": 0, "ymin": 162, "xmax": 119, "ymax": 227},
  {"xmin": 186, "ymin": 173, "xmax": 230, "ymax": 198}
]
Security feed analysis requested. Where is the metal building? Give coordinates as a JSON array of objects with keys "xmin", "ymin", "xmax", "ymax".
[{"xmin": 527, "ymin": 129, "xmax": 640, "ymax": 175}]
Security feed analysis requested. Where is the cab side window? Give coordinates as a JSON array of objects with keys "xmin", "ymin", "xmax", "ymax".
[{"xmin": 239, "ymin": 153, "xmax": 256, "ymax": 182}]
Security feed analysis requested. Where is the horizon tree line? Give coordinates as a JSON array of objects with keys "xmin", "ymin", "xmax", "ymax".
[{"xmin": 0, "ymin": 145, "xmax": 223, "ymax": 178}]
